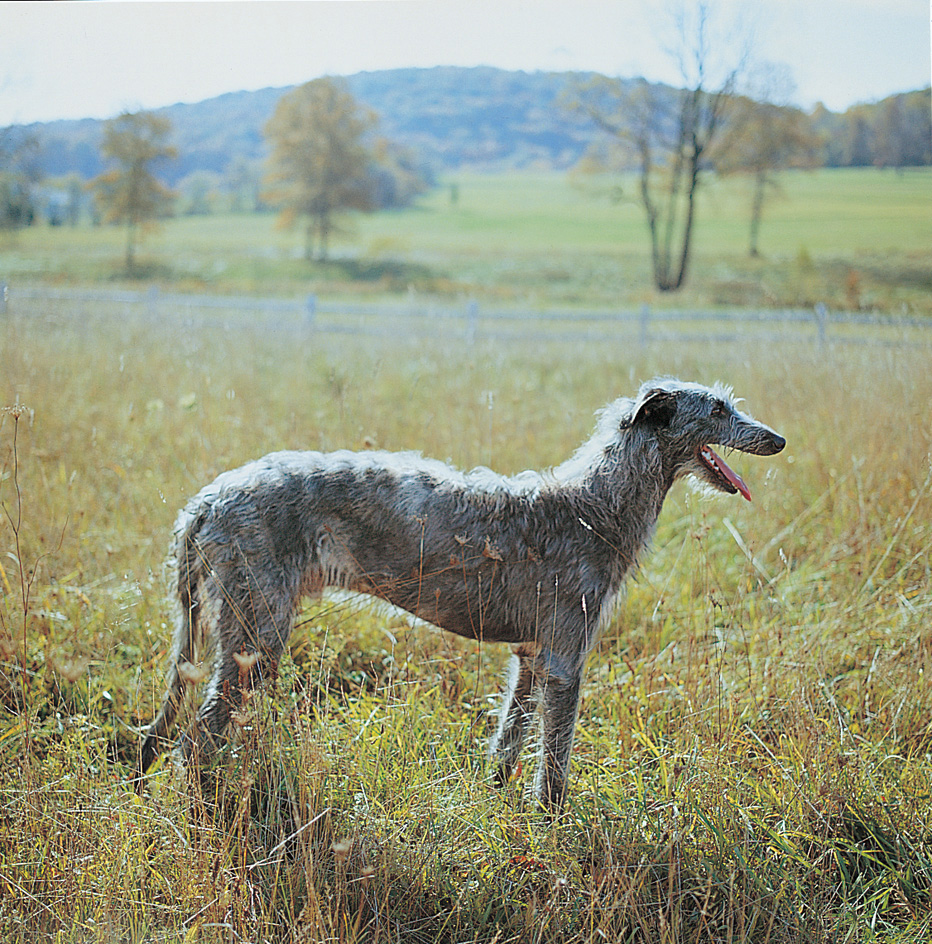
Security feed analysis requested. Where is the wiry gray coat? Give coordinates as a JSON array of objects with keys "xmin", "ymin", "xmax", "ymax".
[{"xmin": 139, "ymin": 378, "xmax": 785, "ymax": 809}]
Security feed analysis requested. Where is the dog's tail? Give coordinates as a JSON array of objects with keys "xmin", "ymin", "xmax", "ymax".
[{"xmin": 138, "ymin": 505, "xmax": 208, "ymax": 774}]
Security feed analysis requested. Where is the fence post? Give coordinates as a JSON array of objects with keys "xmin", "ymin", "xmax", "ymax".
[
  {"xmin": 466, "ymin": 299, "xmax": 478, "ymax": 344},
  {"xmin": 305, "ymin": 294, "xmax": 317, "ymax": 329},
  {"xmin": 0, "ymin": 282, "xmax": 7, "ymax": 316},
  {"xmin": 147, "ymin": 285, "xmax": 160, "ymax": 321},
  {"xmin": 814, "ymin": 302, "xmax": 827, "ymax": 348},
  {"xmin": 639, "ymin": 303, "xmax": 650, "ymax": 346}
]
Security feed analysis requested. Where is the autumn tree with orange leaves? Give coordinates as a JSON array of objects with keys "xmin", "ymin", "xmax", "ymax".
[
  {"xmin": 90, "ymin": 110, "xmax": 176, "ymax": 274},
  {"xmin": 263, "ymin": 78, "xmax": 379, "ymax": 263}
]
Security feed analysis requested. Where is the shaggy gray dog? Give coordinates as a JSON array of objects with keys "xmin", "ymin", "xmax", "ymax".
[{"xmin": 139, "ymin": 378, "xmax": 785, "ymax": 809}]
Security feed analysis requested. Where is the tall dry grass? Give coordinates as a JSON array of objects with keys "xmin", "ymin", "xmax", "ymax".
[{"xmin": 1, "ymin": 305, "xmax": 931, "ymax": 942}]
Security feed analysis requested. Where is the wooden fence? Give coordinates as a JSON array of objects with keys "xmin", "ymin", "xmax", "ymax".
[{"xmin": 2, "ymin": 282, "xmax": 930, "ymax": 348}]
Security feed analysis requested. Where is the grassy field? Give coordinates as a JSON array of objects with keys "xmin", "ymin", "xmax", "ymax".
[
  {"xmin": 2, "ymin": 166, "xmax": 932, "ymax": 941},
  {"xmin": 1, "ymin": 293, "xmax": 931, "ymax": 942},
  {"xmin": 2, "ymin": 167, "xmax": 931, "ymax": 314}
]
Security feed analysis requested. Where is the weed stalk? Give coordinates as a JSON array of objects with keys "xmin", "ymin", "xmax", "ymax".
[{"xmin": 1, "ymin": 405, "xmax": 33, "ymax": 753}]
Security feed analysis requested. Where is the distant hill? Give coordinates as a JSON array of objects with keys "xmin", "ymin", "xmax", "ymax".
[
  {"xmin": 33, "ymin": 85, "xmax": 290, "ymax": 184},
  {"xmin": 15, "ymin": 66, "xmax": 932, "ymax": 187},
  {"xmin": 346, "ymin": 67, "xmax": 601, "ymax": 171},
  {"xmin": 28, "ymin": 67, "xmax": 609, "ymax": 185}
]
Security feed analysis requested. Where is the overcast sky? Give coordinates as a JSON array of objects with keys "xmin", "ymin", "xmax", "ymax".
[{"xmin": 1, "ymin": 0, "xmax": 929, "ymax": 127}]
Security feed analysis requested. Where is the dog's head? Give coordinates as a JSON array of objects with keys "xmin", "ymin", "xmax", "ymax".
[{"xmin": 628, "ymin": 378, "xmax": 785, "ymax": 501}]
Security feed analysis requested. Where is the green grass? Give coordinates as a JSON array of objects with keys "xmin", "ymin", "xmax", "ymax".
[
  {"xmin": 1, "ymin": 300, "xmax": 932, "ymax": 941},
  {"xmin": 2, "ymin": 167, "xmax": 931, "ymax": 313}
]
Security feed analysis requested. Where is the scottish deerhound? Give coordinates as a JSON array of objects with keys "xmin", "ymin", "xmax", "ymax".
[{"xmin": 138, "ymin": 378, "xmax": 784, "ymax": 809}]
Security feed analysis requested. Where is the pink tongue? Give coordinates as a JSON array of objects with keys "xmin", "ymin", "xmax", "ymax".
[{"xmin": 705, "ymin": 446, "xmax": 752, "ymax": 502}]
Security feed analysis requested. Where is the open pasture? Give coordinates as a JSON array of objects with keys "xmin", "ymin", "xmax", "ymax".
[
  {"xmin": 1, "ymin": 300, "xmax": 931, "ymax": 941},
  {"xmin": 2, "ymin": 167, "xmax": 931, "ymax": 315}
]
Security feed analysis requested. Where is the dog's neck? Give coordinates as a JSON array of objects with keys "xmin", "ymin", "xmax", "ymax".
[{"xmin": 568, "ymin": 428, "xmax": 672, "ymax": 580}]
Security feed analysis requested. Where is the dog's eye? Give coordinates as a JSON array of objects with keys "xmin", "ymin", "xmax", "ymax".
[{"xmin": 712, "ymin": 401, "xmax": 728, "ymax": 416}]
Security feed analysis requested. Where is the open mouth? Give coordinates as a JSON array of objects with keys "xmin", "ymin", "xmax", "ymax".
[{"xmin": 699, "ymin": 446, "xmax": 752, "ymax": 502}]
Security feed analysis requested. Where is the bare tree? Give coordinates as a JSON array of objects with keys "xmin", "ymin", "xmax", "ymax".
[
  {"xmin": 566, "ymin": 1, "xmax": 747, "ymax": 291},
  {"xmin": 715, "ymin": 63, "xmax": 819, "ymax": 257}
]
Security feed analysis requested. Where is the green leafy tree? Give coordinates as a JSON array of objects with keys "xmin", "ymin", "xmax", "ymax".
[
  {"xmin": 178, "ymin": 170, "xmax": 222, "ymax": 215},
  {"xmin": 224, "ymin": 155, "xmax": 265, "ymax": 212},
  {"xmin": 90, "ymin": 111, "xmax": 177, "ymax": 274},
  {"xmin": 0, "ymin": 126, "xmax": 42, "ymax": 231},
  {"xmin": 63, "ymin": 172, "xmax": 86, "ymax": 226},
  {"xmin": 262, "ymin": 78, "xmax": 378, "ymax": 261}
]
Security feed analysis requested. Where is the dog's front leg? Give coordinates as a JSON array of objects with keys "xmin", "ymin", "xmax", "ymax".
[{"xmin": 534, "ymin": 652, "xmax": 584, "ymax": 813}]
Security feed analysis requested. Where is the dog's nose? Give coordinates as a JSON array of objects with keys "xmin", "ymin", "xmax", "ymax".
[{"xmin": 771, "ymin": 433, "xmax": 786, "ymax": 453}]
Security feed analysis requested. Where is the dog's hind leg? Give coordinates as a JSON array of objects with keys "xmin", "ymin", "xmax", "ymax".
[
  {"xmin": 490, "ymin": 644, "xmax": 539, "ymax": 784},
  {"xmin": 182, "ymin": 565, "xmax": 296, "ymax": 765},
  {"xmin": 138, "ymin": 528, "xmax": 204, "ymax": 774}
]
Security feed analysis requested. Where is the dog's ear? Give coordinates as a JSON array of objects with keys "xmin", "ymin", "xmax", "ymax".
[{"xmin": 631, "ymin": 388, "xmax": 677, "ymax": 427}]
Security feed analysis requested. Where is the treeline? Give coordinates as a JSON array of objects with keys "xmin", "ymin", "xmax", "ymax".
[
  {"xmin": 811, "ymin": 88, "xmax": 931, "ymax": 168},
  {"xmin": 1, "ymin": 67, "xmax": 929, "ymax": 232},
  {"xmin": 0, "ymin": 75, "xmax": 436, "ymax": 234},
  {"xmin": 0, "ymin": 137, "xmax": 430, "ymax": 231},
  {"xmin": 0, "ymin": 78, "xmax": 437, "ymax": 274}
]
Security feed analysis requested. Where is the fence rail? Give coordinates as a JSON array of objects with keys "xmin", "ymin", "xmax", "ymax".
[{"xmin": 2, "ymin": 281, "xmax": 930, "ymax": 348}]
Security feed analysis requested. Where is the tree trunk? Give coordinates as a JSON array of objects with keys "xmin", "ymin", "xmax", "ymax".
[
  {"xmin": 648, "ymin": 155, "xmax": 700, "ymax": 292},
  {"xmin": 318, "ymin": 213, "xmax": 331, "ymax": 262},
  {"xmin": 646, "ymin": 95, "xmax": 705, "ymax": 293},
  {"xmin": 125, "ymin": 219, "xmax": 137, "ymax": 275},
  {"xmin": 671, "ymin": 151, "xmax": 702, "ymax": 290},
  {"xmin": 749, "ymin": 169, "xmax": 766, "ymax": 258}
]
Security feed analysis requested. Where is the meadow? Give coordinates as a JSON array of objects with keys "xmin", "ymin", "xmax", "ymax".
[
  {"xmin": 1, "ymin": 167, "xmax": 932, "ymax": 942},
  {"xmin": 2, "ymin": 167, "xmax": 931, "ymax": 314}
]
